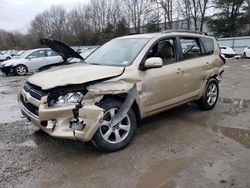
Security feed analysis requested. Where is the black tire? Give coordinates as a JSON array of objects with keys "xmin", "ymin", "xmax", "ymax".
[
  {"xmin": 197, "ymin": 78, "xmax": 219, "ymax": 110},
  {"xmin": 6, "ymin": 57, "xmax": 11, "ymax": 60},
  {"xmin": 92, "ymin": 98, "xmax": 137, "ymax": 152},
  {"xmin": 243, "ymin": 52, "xmax": 246, "ymax": 59},
  {"xmin": 15, "ymin": 65, "xmax": 27, "ymax": 76}
]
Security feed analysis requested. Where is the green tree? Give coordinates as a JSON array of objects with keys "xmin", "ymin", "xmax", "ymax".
[
  {"xmin": 207, "ymin": 0, "xmax": 247, "ymax": 37},
  {"xmin": 114, "ymin": 18, "xmax": 129, "ymax": 37},
  {"xmin": 145, "ymin": 13, "xmax": 160, "ymax": 33}
]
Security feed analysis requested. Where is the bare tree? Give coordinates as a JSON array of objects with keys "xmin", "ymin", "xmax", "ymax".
[
  {"xmin": 30, "ymin": 5, "xmax": 69, "ymax": 41},
  {"xmin": 154, "ymin": 0, "xmax": 173, "ymax": 30},
  {"xmin": 178, "ymin": 0, "xmax": 192, "ymax": 30},
  {"xmin": 177, "ymin": 0, "xmax": 210, "ymax": 31},
  {"xmin": 125, "ymin": 0, "xmax": 152, "ymax": 33}
]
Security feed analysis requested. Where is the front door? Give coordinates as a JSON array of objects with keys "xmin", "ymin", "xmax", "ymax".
[
  {"xmin": 27, "ymin": 50, "xmax": 47, "ymax": 71},
  {"xmin": 140, "ymin": 38, "xmax": 186, "ymax": 115}
]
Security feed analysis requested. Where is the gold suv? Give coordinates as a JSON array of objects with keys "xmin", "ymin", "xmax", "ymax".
[{"xmin": 18, "ymin": 31, "xmax": 225, "ymax": 152}]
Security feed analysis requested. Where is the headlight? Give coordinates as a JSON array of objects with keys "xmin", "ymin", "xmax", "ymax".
[{"xmin": 52, "ymin": 92, "xmax": 83, "ymax": 106}]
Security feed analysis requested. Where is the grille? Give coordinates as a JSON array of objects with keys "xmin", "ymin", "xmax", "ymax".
[
  {"xmin": 20, "ymin": 94, "xmax": 39, "ymax": 116},
  {"xmin": 23, "ymin": 83, "xmax": 44, "ymax": 100}
]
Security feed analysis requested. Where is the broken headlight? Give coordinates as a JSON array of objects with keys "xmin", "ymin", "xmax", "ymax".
[{"xmin": 51, "ymin": 92, "xmax": 83, "ymax": 106}]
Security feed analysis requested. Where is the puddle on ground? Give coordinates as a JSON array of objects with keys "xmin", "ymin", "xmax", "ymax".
[
  {"xmin": 219, "ymin": 97, "xmax": 250, "ymax": 116},
  {"xmin": 136, "ymin": 157, "xmax": 194, "ymax": 188},
  {"xmin": 178, "ymin": 110, "xmax": 250, "ymax": 149},
  {"xmin": 241, "ymin": 65, "xmax": 250, "ymax": 70},
  {"xmin": 212, "ymin": 126, "xmax": 250, "ymax": 149}
]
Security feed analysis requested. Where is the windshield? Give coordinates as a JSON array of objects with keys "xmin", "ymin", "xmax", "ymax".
[{"xmin": 85, "ymin": 38, "xmax": 149, "ymax": 66}]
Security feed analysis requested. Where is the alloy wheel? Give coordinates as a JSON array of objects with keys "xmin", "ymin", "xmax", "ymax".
[{"xmin": 99, "ymin": 108, "xmax": 131, "ymax": 144}]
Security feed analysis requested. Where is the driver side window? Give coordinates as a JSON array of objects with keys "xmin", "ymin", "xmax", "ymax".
[
  {"xmin": 146, "ymin": 38, "xmax": 176, "ymax": 65},
  {"xmin": 27, "ymin": 50, "xmax": 46, "ymax": 59}
]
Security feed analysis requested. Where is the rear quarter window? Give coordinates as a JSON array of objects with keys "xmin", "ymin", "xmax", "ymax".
[{"xmin": 200, "ymin": 38, "xmax": 214, "ymax": 55}]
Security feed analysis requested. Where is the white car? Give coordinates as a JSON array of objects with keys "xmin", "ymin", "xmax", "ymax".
[
  {"xmin": 219, "ymin": 46, "xmax": 236, "ymax": 58},
  {"xmin": 69, "ymin": 47, "xmax": 98, "ymax": 63},
  {"xmin": 0, "ymin": 51, "xmax": 12, "ymax": 61},
  {"xmin": 0, "ymin": 48, "xmax": 62, "ymax": 76},
  {"xmin": 12, "ymin": 50, "xmax": 25, "ymax": 59},
  {"xmin": 243, "ymin": 46, "xmax": 250, "ymax": 58}
]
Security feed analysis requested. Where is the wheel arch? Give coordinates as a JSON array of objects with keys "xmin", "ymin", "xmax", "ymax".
[
  {"xmin": 100, "ymin": 94, "xmax": 142, "ymax": 126},
  {"xmin": 13, "ymin": 64, "xmax": 29, "ymax": 73},
  {"xmin": 199, "ymin": 74, "xmax": 220, "ymax": 99}
]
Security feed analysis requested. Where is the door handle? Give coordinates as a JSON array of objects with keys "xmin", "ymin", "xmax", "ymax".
[{"xmin": 176, "ymin": 68, "xmax": 183, "ymax": 74}]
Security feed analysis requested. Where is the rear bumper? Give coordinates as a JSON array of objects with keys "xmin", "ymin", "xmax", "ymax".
[{"xmin": 18, "ymin": 89, "xmax": 104, "ymax": 142}]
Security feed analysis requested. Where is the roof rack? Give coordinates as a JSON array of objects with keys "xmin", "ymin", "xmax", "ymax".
[{"xmin": 162, "ymin": 29, "xmax": 208, "ymax": 35}]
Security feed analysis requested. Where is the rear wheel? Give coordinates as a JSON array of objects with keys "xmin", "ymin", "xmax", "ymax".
[
  {"xmin": 243, "ymin": 52, "xmax": 246, "ymax": 58},
  {"xmin": 197, "ymin": 78, "xmax": 219, "ymax": 110},
  {"xmin": 92, "ymin": 98, "xmax": 137, "ymax": 152},
  {"xmin": 15, "ymin": 65, "xmax": 27, "ymax": 76}
]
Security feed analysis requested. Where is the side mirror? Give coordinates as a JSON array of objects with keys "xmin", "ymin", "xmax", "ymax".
[
  {"xmin": 143, "ymin": 57, "xmax": 163, "ymax": 70},
  {"xmin": 25, "ymin": 56, "xmax": 31, "ymax": 60}
]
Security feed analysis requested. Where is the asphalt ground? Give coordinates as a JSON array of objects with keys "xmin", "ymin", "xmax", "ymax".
[{"xmin": 0, "ymin": 59, "xmax": 250, "ymax": 188}]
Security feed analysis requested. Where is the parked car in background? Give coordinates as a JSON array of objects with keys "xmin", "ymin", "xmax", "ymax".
[
  {"xmin": 0, "ymin": 51, "xmax": 12, "ymax": 61},
  {"xmin": 243, "ymin": 46, "xmax": 250, "ymax": 58},
  {"xmin": 0, "ymin": 48, "xmax": 61, "ymax": 76},
  {"xmin": 69, "ymin": 47, "xmax": 98, "ymax": 63},
  {"xmin": 18, "ymin": 32, "xmax": 225, "ymax": 152},
  {"xmin": 12, "ymin": 50, "xmax": 25, "ymax": 59},
  {"xmin": 220, "ymin": 46, "xmax": 236, "ymax": 58}
]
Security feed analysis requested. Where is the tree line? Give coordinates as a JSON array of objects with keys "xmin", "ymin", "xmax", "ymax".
[{"xmin": 0, "ymin": 0, "xmax": 249, "ymax": 50}]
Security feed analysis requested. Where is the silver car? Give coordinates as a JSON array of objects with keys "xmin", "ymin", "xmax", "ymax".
[{"xmin": 0, "ymin": 48, "xmax": 62, "ymax": 76}]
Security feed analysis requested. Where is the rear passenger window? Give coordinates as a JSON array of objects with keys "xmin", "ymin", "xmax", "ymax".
[
  {"xmin": 200, "ymin": 38, "xmax": 214, "ymax": 55},
  {"xmin": 180, "ymin": 38, "xmax": 201, "ymax": 59},
  {"xmin": 47, "ymin": 50, "xmax": 58, "ymax": 57},
  {"xmin": 28, "ymin": 50, "xmax": 46, "ymax": 59}
]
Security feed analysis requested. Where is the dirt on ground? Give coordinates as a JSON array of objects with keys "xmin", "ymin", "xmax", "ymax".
[{"xmin": 0, "ymin": 59, "xmax": 250, "ymax": 188}]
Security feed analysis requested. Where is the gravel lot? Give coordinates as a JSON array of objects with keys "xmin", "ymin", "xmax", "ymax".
[{"xmin": 0, "ymin": 59, "xmax": 250, "ymax": 188}]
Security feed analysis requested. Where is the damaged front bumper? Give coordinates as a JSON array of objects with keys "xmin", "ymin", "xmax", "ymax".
[
  {"xmin": 0, "ymin": 65, "xmax": 13, "ymax": 75},
  {"xmin": 18, "ymin": 88, "xmax": 104, "ymax": 142}
]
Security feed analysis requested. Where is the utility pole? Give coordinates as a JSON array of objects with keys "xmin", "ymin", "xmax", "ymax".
[{"xmin": 248, "ymin": 0, "xmax": 250, "ymax": 35}]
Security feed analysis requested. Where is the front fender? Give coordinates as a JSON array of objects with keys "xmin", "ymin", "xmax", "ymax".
[{"xmin": 86, "ymin": 81, "xmax": 135, "ymax": 98}]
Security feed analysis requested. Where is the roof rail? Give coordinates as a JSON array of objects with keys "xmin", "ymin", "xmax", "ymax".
[
  {"xmin": 162, "ymin": 29, "xmax": 208, "ymax": 35},
  {"xmin": 127, "ymin": 32, "xmax": 142, "ymax": 35}
]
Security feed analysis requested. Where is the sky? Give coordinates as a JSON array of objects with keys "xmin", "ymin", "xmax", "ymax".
[{"xmin": 0, "ymin": 0, "xmax": 89, "ymax": 33}]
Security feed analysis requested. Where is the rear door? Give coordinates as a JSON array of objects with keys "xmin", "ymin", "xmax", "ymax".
[
  {"xmin": 177, "ymin": 37, "xmax": 214, "ymax": 97},
  {"xmin": 45, "ymin": 50, "xmax": 62, "ymax": 65}
]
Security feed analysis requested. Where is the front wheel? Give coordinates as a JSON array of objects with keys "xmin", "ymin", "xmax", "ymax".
[
  {"xmin": 92, "ymin": 98, "xmax": 137, "ymax": 152},
  {"xmin": 15, "ymin": 65, "xmax": 27, "ymax": 76},
  {"xmin": 197, "ymin": 78, "xmax": 219, "ymax": 110}
]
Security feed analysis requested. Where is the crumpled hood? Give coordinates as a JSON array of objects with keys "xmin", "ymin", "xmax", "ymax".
[
  {"xmin": 27, "ymin": 63, "xmax": 124, "ymax": 90},
  {"xmin": 1, "ymin": 59, "xmax": 24, "ymax": 67}
]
